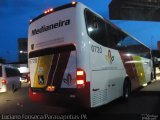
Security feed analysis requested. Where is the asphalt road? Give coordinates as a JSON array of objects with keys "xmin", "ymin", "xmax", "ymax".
[
  {"xmin": 0, "ymin": 83, "xmax": 74, "ymax": 114},
  {"xmin": 0, "ymin": 81, "xmax": 160, "ymax": 120}
]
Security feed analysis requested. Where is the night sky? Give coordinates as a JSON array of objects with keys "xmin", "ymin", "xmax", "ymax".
[{"xmin": 0, "ymin": 0, "xmax": 160, "ymax": 62}]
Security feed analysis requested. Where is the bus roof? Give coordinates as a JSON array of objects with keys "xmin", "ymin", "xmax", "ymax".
[
  {"xmin": 29, "ymin": 2, "xmax": 150, "ymax": 50},
  {"xmin": 30, "ymin": 2, "xmax": 78, "ymax": 24}
]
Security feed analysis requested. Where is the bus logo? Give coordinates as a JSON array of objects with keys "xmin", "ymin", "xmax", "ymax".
[
  {"xmin": 38, "ymin": 75, "xmax": 45, "ymax": 85},
  {"xmin": 63, "ymin": 74, "xmax": 73, "ymax": 86},
  {"xmin": 31, "ymin": 19, "xmax": 70, "ymax": 36},
  {"xmin": 105, "ymin": 50, "xmax": 114, "ymax": 64}
]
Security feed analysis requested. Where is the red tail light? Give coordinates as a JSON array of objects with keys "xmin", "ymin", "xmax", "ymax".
[
  {"xmin": 76, "ymin": 69, "xmax": 86, "ymax": 88},
  {"xmin": 2, "ymin": 79, "xmax": 7, "ymax": 85},
  {"xmin": 27, "ymin": 73, "xmax": 30, "ymax": 85},
  {"xmin": 46, "ymin": 86, "xmax": 55, "ymax": 92},
  {"xmin": 29, "ymin": 88, "xmax": 44, "ymax": 102}
]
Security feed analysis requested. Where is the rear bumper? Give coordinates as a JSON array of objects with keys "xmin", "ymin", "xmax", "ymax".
[
  {"xmin": 31, "ymin": 87, "xmax": 77, "ymax": 94},
  {"xmin": 29, "ymin": 87, "xmax": 78, "ymax": 107},
  {"xmin": 0, "ymin": 85, "xmax": 7, "ymax": 93},
  {"xmin": 29, "ymin": 82, "xmax": 91, "ymax": 108}
]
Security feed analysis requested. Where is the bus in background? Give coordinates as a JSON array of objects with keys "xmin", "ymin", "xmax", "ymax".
[
  {"xmin": 28, "ymin": 2, "xmax": 153, "ymax": 108},
  {"xmin": 18, "ymin": 65, "xmax": 29, "ymax": 83}
]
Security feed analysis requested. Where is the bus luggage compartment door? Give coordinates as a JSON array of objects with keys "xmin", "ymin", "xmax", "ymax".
[{"xmin": 29, "ymin": 44, "xmax": 77, "ymax": 92}]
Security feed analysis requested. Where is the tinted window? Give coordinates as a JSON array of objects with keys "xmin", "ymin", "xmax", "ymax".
[
  {"xmin": 85, "ymin": 9, "xmax": 125, "ymax": 48},
  {"xmin": 29, "ymin": 44, "xmax": 76, "ymax": 58},
  {"xmin": 116, "ymin": 36, "xmax": 151, "ymax": 58},
  {"xmin": 85, "ymin": 9, "xmax": 150, "ymax": 58},
  {"xmin": 85, "ymin": 10, "xmax": 107, "ymax": 46},
  {"xmin": 105, "ymin": 24, "xmax": 126, "ymax": 48},
  {"xmin": 5, "ymin": 68, "xmax": 20, "ymax": 77}
]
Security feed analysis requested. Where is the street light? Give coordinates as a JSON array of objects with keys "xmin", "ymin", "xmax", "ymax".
[{"xmin": 19, "ymin": 50, "xmax": 27, "ymax": 54}]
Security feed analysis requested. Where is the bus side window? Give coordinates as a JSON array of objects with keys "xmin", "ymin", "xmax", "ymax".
[
  {"xmin": 103, "ymin": 21, "xmax": 127, "ymax": 49},
  {"xmin": 85, "ymin": 10, "xmax": 107, "ymax": 47},
  {"xmin": 93, "ymin": 16, "xmax": 98, "ymax": 29},
  {"xmin": 106, "ymin": 24, "xmax": 119, "ymax": 48},
  {"xmin": 116, "ymin": 36, "xmax": 150, "ymax": 58}
]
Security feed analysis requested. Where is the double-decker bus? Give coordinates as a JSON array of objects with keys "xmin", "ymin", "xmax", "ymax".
[{"xmin": 28, "ymin": 2, "xmax": 153, "ymax": 108}]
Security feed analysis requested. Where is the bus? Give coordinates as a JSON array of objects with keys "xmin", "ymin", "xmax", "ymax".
[{"xmin": 28, "ymin": 2, "xmax": 153, "ymax": 108}]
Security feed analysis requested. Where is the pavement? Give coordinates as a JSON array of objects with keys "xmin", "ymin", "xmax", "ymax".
[
  {"xmin": 141, "ymin": 80, "xmax": 160, "ymax": 91},
  {"xmin": 141, "ymin": 68, "xmax": 160, "ymax": 92},
  {"xmin": 0, "ymin": 70, "xmax": 160, "ymax": 120}
]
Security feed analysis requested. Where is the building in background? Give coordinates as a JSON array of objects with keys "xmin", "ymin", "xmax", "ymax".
[
  {"xmin": 0, "ymin": 57, "xmax": 6, "ymax": 64},
  {"xmin": 18, "ymin": 38, "xmax": 27, "ymax": 63},
  {"xmin": 109, "ymin": 0, "xmax": 160, "ymax": 21},
  {"xmin": 158, "ymin": 41, "xmax": 160, "ymax": 50}
]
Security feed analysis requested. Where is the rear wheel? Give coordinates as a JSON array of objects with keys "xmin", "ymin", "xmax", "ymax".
[
  {"xmin": 12, "ymin": 84, "xmax": 15, "ymax": 93},
  {"xmin": 151, "ymin": 72, "xmax": 153, "ymax": 81},
  {"xmin": 18, "ymin": 81, "xmax": 21, "ymax": 89},
  {"xmin": 123, "ymin": 79, "xmax": 131, "ymax": 100}
]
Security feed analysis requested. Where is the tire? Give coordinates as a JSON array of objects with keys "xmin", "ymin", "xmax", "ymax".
[
  {"xmin": 12, "ymin": 84, "xmax": 15, "ymax": 93},
  {"xmin": 123, "ymin": 79, "xmax": 131, "ymax": 100},
  {"xmin": 151, "ymin": 72, "xmax": 153, "ymax": 81},
  {"xmin": 18, "ymin": 81, "xmax": 21, "ymax": 89}
]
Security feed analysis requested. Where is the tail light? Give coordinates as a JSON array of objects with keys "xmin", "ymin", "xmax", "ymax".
[
  {"xmin": 2, "ymin": 79, "xmax": 7, "ymax": 85},
  {"xmin": 29, "ymin": 88, "xmax": 44, "ymax": 102},
  {"xmin": 46, "ymin": 86, "xmax": 55, "ymax": 92},
  {"xmin": 76, "ymin": 69, "xmax": 86, "ymax": 88},
  {"xmin": 27, "ymin": 73, "xmax": 30, "ymax": 85}
]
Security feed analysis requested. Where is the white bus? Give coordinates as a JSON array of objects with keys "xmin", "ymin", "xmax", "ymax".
[{"xmin": 28, "ymin": 2, "xmax": 153, "ymax": 108}]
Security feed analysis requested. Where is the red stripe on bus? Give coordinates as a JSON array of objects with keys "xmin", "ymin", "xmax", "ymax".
[
  {"xmin": 76, "ymin": 81, "xmax": 91, "ymax": 108},
  {"xmin": 47, "ymin": 54, "xmax": 59, "ymax": 86},
  {"xmin": 51, "ymin": 51, "xmax": 71, "ymax": 89},
  {"xmin": 119, "ymin": 51, "xmax": 140, "ymax": 90}
]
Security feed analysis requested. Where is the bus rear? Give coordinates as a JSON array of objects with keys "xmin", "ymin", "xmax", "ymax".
[{"xmin": 28, "ymin": 2, "xmax": 90, "ymax": 107}]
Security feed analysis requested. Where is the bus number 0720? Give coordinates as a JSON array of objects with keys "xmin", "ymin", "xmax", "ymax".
[{"xmin": 91, "ymin": 45, "xmax": 102, "ymax": 53}]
